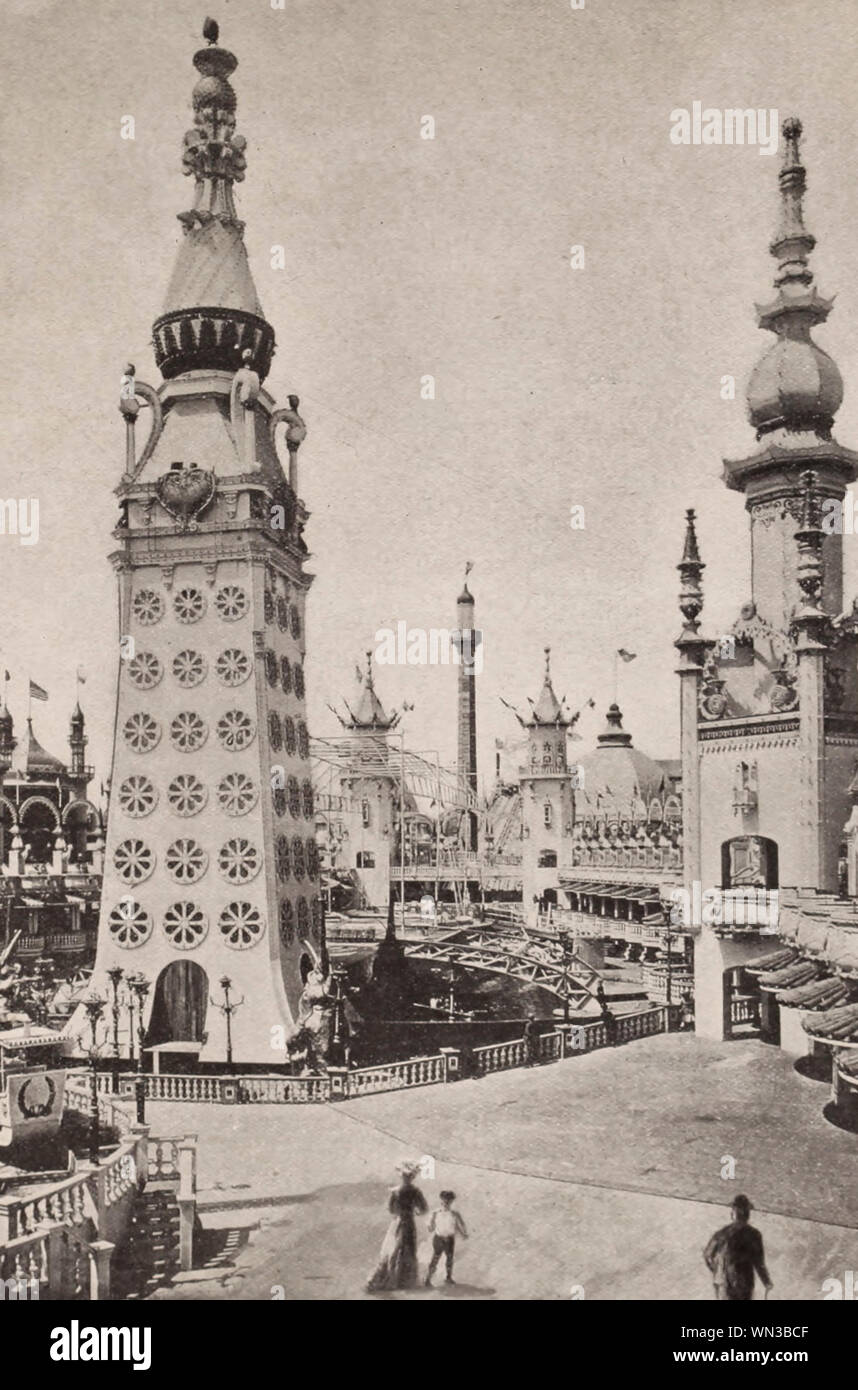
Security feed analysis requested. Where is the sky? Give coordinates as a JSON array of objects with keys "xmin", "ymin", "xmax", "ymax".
[{"xmin": 2, "ymin": 0, "xmax": 858, "ymax": 796}]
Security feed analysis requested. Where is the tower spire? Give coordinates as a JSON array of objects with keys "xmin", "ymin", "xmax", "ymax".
[
  {"xmin": 748, "ymin": 118, "xmax": 842, "ymax": 438},
  {"xmin": 677, "ymin": 508, "xmax": 705, "ymax": 637},
  {"xmin": 152, "ymin": 20, "xmax": 275, "ymax": 381}
]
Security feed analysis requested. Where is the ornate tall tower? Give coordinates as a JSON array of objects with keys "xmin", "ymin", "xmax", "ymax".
[
  {"xmin": 679, "ymin": 120, "xmax": 858, "ymax": 1040},
  {"xmin": 456, "ymin": 578, "xmax": 478, "ymax": 849},
  {"xmin": 514, "ymin": 648, "xmax": 577, "ymax": 923},
  {"xmin": 68, "ymin": 703, "xmax": 90, "ymax": 794},
  {"xmin": 331, "ymin": 654, "xmax": 401, "ymax": 910},
  {"xmin": 72, "ymin": 23, "xmax": 320, "ymax": 1063}
]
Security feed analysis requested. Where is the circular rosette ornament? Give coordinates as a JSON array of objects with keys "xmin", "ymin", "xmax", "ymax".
[
  {"xmin": 215, "ymin": 585, "xmax": 249, "ymax": 622},
  {"xmin": 218, "ymin": 837, "xmax": 261, "ymax": 884},
  {"xmin": 217, "ymin": 772, "xmax": 258, "ymax": 817},
  {"xmin": 217, "ymin": 709, "xmax": 256, "ymax": 751},
  {"xmin": 108, "ymin": 898, "xmax": 152, "ymax": 948},
  {"xmin": 220, "ymin": 901, "xmax": 265, "ymax": 950},
  {"xmin": 163, "ymin": 901, "xmax": 208, "ymax": 950}
]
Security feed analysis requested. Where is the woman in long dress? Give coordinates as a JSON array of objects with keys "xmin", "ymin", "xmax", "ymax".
[{"xmin": 366, "ymin": 1162, "xmax": 428, "ymax": 1291}]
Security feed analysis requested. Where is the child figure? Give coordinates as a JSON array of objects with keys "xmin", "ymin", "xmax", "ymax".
[{"xmin": 424, "ymin": 1190, "xmax": 468, "ymax": 1286}]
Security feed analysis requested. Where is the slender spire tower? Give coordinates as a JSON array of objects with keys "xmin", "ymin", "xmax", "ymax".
[
  {"xmin": 72, "ymin": 23, "xmax": 319, "ymax": 1063},
  {"xmin": 456, "ymin": 574, "xmax": 478, "ymax": 849}
]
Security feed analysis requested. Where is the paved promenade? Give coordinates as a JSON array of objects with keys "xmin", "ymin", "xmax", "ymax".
[{"xmin": 149, "ymin": 1034, "xmax": 858, "ymax": 1301}]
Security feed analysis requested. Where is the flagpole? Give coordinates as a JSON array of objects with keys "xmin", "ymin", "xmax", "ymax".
[{"xmin": 613, "ymin": 650, "xmax": 618, "ymax": 706}]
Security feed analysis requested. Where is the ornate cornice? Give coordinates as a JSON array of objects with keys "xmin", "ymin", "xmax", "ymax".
[{"xmin": 699, "ymin": 714, "xmax": 800, "ymax": 750}]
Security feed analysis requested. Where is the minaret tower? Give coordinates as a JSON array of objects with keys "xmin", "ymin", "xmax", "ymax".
[
  {"xmin": 456, "ymin": 575, "xmax": 479, "ymax": 849},
  {"xmin": 68, "ymin": 704, "xmax": 89, "ymax": 792},
  {"xmin": 679, "ymin": 119, "xmax": 858, "ymax": 1040},
  {"xmin": 331, "ymin": 654, "xmax": 401, "ymax": 909},
  {"xmin": 72, "ymin": 23, "xmax": 320, "ymax": 1062}
]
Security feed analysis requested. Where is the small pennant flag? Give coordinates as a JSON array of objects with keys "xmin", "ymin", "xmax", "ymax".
[
  {"xmin": 495, "ymin": 738, "xmax": 505, "ymax": 750},
  {"xmin": 617, "ymin": 649, "xmax": 637, "ymax": 663},
  {"xmin": 76, "ymin": 666, "xmax": 87, "ymax": 685},
  {"xmin": 464, "ymin": 560, "xmax": 474, "ymax": 576},
  {"xmin": 29, "ymin": 680, "xmax": 48, "ymax": 702},
  {"xmin": 2, "ymin": 671, "xmax": 9, "ymax": 683}
]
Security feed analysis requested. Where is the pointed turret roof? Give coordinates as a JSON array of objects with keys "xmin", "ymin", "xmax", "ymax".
[
  {"xmin": 152, "ymin": 21, "xmax": 275, "ymax": 381},
  {"xmin": 333, "ymin": 653, "xmax": 401, "ymax": 733},
  {"xmin": 530, "ymin": 648, "xmax": 567, "ymax": 726}
]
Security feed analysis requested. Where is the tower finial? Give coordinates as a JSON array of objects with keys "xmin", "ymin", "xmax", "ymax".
[
  {"xmin": 747, "ymin": 118, "xmax": 843, "ymax": 438},
  {"xmin": 153, "ymin": 25, "xmax": 275, "ymax": 381},
  {"xmin": 677, "ymin": 509, "xmax": 705, "ymax": 633},
  {"xmin": 770, "ymin": 116, "xmax": 815, "ymax": 290}
]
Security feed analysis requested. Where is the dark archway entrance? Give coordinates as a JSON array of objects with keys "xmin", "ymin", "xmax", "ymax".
[{"xmin": 146, "ymin": 961, "xmax": 209, "ymax": 1048}]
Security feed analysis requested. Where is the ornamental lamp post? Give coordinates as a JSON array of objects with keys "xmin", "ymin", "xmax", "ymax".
[
  {"xmin": 560, "ymin": 933, "xmax": 573, "ymax": 1024},
  {"xmin": 81, "ymin": 993, "xmax": 105, "ymax": 1166},
  {"xmin": 329, "ymin": 970, "xmax": 348, "ymax": 1067},
  {"xmin": 210, "ymin": 976, "xmax": 244, "ymax": 1071},
  {"xmin": 127, "ymin": 972, "xmax": 150, "ymax": 1122},
  {"xmin": 106, "ymin": 966, "xmax": 124, "ymax": 1092}
]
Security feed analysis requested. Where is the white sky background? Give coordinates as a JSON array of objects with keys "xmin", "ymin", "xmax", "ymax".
[{"xmin": 2, "ymin": 0, "xmax": 858, "ymax": 794}]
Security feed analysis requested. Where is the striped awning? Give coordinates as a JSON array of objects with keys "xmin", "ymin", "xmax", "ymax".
[
  {"xmin": 839, "ymin": 1052, "xmax": 858, "ymax": 1081},
  {"xmin": 802, "ymin": 1002, "xmax": 858, "ymax": 1043},
  {"xmin": 758, "ymin": 959, "xmax": 817, "ymax": 992},
  {"xmin": 777, "ymin": 976, "xmax": 850, "ymax": 1010},
  {"xmin": 745, "ymin": 948, "xmax": 797, "ymax": 977}
]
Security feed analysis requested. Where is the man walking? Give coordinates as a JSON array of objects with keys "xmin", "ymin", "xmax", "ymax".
[{"xmin": 703, "ymin": 1195, "xmax": 773, "ymax": 1301}]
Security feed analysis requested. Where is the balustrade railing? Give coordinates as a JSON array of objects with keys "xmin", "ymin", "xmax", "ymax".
[
  {"xmin": 234, "ymin": 1074, "xmax": 331, "ymax": 1103},
  {"xmin": 66, "ymin": 1007, "xmax": 676, "ymax": 1109},
  {"xmin": 729, "ymin": 997, "xmax": 760, "ymax": 1026},
  {"xmin": 472, "ymin": 1038, "xmax": 527, "ymax": 1074},
  {"xmin": 0, "ymin": 1119, "xmax": 197, "ymax": 1300},
  {"xmin": 565, "ymin": 1005, "xmax": 674, "ymax": 1055},
  {"xmin": 348, "ymin": 1055, "xmax": 446, "ymax": 1096},
  {"xmin": 65, "ymin": 1075, "xmax": 134, "ymax": 1137}
]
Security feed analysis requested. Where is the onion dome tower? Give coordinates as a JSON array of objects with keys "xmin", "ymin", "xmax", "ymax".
[
  {"xmin": 724, "ymin": 118, "xmax": 858, "ymax": 631},
  {"xmin": 72, "ymin": 22, "xmax": 320, "ymax": 1063},
  {"xmin": 679, "ymin": 121, "xmax": 858, "ymax": 1040}
]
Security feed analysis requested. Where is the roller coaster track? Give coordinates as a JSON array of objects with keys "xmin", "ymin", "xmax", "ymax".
[{"xmin": 403, "ymin": 925, "xmax": 601, "ymax": 1007}]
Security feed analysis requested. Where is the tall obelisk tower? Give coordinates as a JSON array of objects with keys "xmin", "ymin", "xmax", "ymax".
[
  {"xmin": 456, "ymin": 576, "xmax": 479, "ymax": 850},
  {"xmin": 72, "ymin": 23, "xmax": 321, "ymax": 1063}
]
